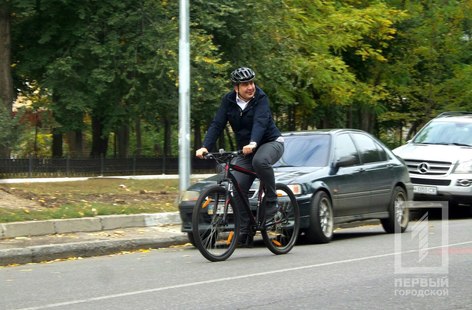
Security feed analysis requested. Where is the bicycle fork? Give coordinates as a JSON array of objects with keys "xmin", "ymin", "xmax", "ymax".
[{"xmin": 221, "ymin": 181, "xmax": 236, "ymax": 245}]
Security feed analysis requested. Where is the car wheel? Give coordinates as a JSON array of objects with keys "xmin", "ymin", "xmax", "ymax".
[
  {"xmin": 187, "ymin": 232, "xmax": 195, "ymax": 246},
  {"xmin": 306, "ymin": 191, "xmax": 334, "ymax": 243},
  {"xmin": 381, "ymin": 186, "xmax": 409, "ymax": 233}
]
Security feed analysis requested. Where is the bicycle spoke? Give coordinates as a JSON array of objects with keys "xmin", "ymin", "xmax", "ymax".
[
  {"xmin": 192, "ymin": 185, "xmax": 239, "ymax": 262},
  {"xmin": 262, "ymin": 184, "xmax": 300, "ymax": 255}
]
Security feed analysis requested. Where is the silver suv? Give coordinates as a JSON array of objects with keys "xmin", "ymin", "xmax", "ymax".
[{"xmin": 393, "ymin": 112, "xmax": 472, "ymax": 209}]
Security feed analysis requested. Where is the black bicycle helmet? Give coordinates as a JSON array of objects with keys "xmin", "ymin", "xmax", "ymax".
[{"xmin": 230, "ymin": 67, "xmax": 256, "ymax": 84}]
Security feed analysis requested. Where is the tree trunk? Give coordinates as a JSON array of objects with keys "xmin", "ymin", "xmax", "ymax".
[
  {"xmin": 66, "ymin": 130, "xmax": 84, "ymax": 158},
  {"xmin": 90, "ymin": 115, "xmax": 108, "ymax": 157},
  {"xmin": 0, "ymin": 3, "xmax": 13, "ymax": 157},
  {"xmin": 360, "ymin": 106, "xmax": 371, "ymax": 132},
  {"xmin": 163, "ymin": 118, "xmax": 171, "ymax": 156},
  {"xmin": 193, "ymin": 120, "xmax": 201, "ymax": 152},
  {"xmin": 289, "ymin": 104, "xmax": 296, "ymax": 131},
  {"xmin": 135, "ymin": 118, "xmax": 142, "ymax": 157},
  {"xmin": 51, "ymin": 131, "xmax": 63, "ymax": 158},
  {"xmin": 407, "ymin": 122, "xmax": 419, "ymax": 141},
  {"xmin": 347, "ymin": 105, "xmax": 353, "ymax": 128},
  {"xmin": 116, "ymin": 125, "xmax": 129, "ymax": 158}
]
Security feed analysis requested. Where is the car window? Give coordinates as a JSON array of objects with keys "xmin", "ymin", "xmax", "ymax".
[
  {"xmin": 377, "ymin": 143, "xmax": 388, "ymax": 161},
  {"xmin": 275, "ymin": 135, "xmax": 330, "ymax": 167},
  {"xmin": 334, "ymin": 134, "xmax": 360, "ymax": 166},
  {"xmin": 413, "ymin": 121, "xmax": 472, "ymax": 145},
  {"xmin": 351, "ymin": 133, "xmax": 383, "ymax": 163}
]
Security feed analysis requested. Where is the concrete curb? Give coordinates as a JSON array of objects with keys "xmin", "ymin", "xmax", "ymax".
[
  {"xmin": 0, "ymin": 235, "xmax": 189, "ymax": 266},
  {"xmin": 0, "ymin": 212, "xmax": 181, "ymax": 239},
  {"xmin": 0, "ymin": 212, "xmax": 188, "ymax": 266},
  {"xmin": 0, "ymin": 174, "xmax": 215, "ymax": 184}
]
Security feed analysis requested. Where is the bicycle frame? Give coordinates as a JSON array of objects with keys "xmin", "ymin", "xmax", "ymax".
[
  {"xmin": 193, "ymin": 150, "xmax": 300, "ymax": 261},
  {"xmin": 218, "ymin": 155, "xmax": 267, "ymax": 232}
]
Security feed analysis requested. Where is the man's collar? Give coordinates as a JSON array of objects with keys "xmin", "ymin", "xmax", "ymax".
[{"xmin": 236, "ymin": 93, "xmax": 251, "ymax": 105}]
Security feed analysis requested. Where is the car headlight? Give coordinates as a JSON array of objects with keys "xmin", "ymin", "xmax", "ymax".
[
  {"xmin": 454, "ymin": 160, "xmax": 472, "ymax": 174},
  {"xmin": 287, "ymin": 184, "xmax": 302, "ymax": 195},
  {"xmin": 180, "ymin": 190, "xmax": 200, "ymax": 202}
]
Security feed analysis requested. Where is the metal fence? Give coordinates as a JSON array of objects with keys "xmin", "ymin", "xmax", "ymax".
[{"xmin": 0, "ymin": 156, "xmax": 217, "ymax": 178}]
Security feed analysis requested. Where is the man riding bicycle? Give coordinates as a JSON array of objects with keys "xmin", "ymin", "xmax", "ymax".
[{"xmin": 196, "ymin": 67, "xmax": 284, "ymax": 247}]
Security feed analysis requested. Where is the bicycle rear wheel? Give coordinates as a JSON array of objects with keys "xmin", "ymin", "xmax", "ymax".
[
  {"xmin": 261, "ymin": 183, "xmax": 300, "ymax": 255},
  {"xmin": 192, "ymin": 185, "xmax": 240, "ymax": 262}
]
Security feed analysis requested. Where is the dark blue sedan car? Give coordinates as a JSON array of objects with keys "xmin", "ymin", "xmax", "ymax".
[{"xmin": 178, "ymin": 129, "xmax": 413, "ymax": 244}]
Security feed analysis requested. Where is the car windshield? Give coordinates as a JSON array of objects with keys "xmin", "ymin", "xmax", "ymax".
[
  {"xmin": 413, "ymin": 121, "xmax": 472, "ymax": 146},
  {"xmin": 275, "ymin": 135, "xmax": 330, "ymax": 167}
]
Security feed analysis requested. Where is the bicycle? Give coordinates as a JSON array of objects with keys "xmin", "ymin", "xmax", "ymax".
[{"xmin": 192, "ymin": 150, "xmax": 300, "ymax": 262}]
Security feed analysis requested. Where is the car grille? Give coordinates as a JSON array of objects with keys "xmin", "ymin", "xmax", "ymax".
[
  {"xmin": 248, "ymin": 189, "xmax": 258, "ymax": 199},
  {"xmin": 410, "ymin": 178, "xmax": 451, "ymax": 186},
  {"xmin": 404, "ymin": 160, "xmax": 452, "ymax": 176}
]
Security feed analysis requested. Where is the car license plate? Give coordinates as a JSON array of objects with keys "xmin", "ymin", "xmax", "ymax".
[
  {"xmin": 413, "ymin": 185, "xmax": 437, "ymax": 195},
  {"xmin": 217, "ymin": 205, "xmax": 233, "ymax": 214},
  {"xmin": 208, "ymin": 203, "xmax": 233, "ymax": 215}
]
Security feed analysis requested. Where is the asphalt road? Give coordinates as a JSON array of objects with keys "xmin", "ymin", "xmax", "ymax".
[{"xmin": 1, "ymin": 217, "xmax": 471, "ymax": 310}]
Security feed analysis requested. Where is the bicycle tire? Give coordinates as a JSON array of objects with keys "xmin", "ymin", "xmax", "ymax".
[
  {"xmin": 192, "ymin": 185, "xmax": 240, "ymax": 262},
  {"xmin": 261, "ymin": 183, "xmax": 300, "ymax": 255}
]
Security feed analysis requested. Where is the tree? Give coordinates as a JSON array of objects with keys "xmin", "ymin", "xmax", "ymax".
[
  {"xmin": 10, "ymin": 0, "xmax": 230, "ymax": 158},
  {"xmin": 215, "ymin": 0, "xmax": 405, "ymax": 132},
  {"xmin": 7, "ymin": 0, "xmax": 472, "ymax": 159},
  {"xmin": 380, "ymin": 0, "xmax": 472, "ymax": 142},
  {"xmin": 0, "ymin": 1, "xmax": 14, "ymax": 157}
]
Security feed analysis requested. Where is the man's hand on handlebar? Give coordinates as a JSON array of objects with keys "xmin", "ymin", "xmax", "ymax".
[
  {"xmin": 196, "ymin": 147, "xmax": 208, "ymax": 159},
  {"xmin": 242, "ymin": 143, "xmax": 256, "ymax": 155},
  {"xmin": 197, "ymin": 144, "xmax": 255, "ymax": 158}
]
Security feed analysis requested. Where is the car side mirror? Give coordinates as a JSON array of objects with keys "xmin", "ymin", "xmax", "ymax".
[
  {"xmin": 330, "ymin": 155, "xmax": 358, "ymax": 175},
  {"xmin": 334, "ymin": 155, "xmax": 358, "ymax": 168}
]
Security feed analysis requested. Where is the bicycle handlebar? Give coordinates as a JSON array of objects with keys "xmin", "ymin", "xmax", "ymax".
[{"xmin": 203, "ymin": 149, "xmax": 242, "ymax": 160}]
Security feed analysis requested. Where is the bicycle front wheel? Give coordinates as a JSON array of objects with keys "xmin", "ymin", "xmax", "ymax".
[
  {"xmin": 262, "ymin": 183, "xmax": 300, "ymax": 255},
  {"xmin": 192, "ymin": 185, "xmax": 240, "ymax": 262}
]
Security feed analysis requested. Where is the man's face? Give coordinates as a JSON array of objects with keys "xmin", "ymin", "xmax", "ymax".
[{"xmin": 235, "ymin": 81, "xmax": 255, "ymax": 101}]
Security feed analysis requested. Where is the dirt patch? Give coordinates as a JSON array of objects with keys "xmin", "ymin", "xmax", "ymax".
[
  {"xmin": 0, "ymin": 188, "xmax": 42, "ymax": 210},
  {"xmin": 0, "ymin": 186, "xmax": 178, "ymax": 210}
]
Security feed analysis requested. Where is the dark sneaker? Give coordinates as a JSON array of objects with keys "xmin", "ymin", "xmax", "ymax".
[
  {"xmin": 265, "ymin": 200, "xmax": 280, "ymax": 222},
  {"xmin": 237, "ymin": 233, "xmax": 254, "ymax": 248}
]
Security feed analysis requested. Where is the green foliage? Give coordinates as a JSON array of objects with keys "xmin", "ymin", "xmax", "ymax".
[
  {"xmin": 5, "ymin": 0, "xmax": 472, "ymax": 157},
  {"xmin": 380, "ymin": 0, "xmax": 472, "ymax": 133},
  {"xmin": 0, "ymin": 102, "xmax": 19, "ymax": 149}
]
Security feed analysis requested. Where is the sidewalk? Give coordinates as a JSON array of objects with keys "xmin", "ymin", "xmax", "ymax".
[{"xmin": 0, "ymin": 212, "xmax": 190, "ymax": 266}]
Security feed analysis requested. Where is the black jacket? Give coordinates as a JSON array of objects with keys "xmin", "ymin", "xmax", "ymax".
[{"xmin": 202, "ymin": 86, "xmax": 281, "ymax": 151}]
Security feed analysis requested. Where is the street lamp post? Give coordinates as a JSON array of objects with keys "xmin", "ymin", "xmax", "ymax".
[{"xmin": 178, "ymin": 0, "xmax": 191, "ymax": 194}]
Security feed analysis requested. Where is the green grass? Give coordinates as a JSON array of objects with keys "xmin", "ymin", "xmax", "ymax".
[{"xmin": 0, "ymin": 178, "xmax": 184, "ymax": 223}]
